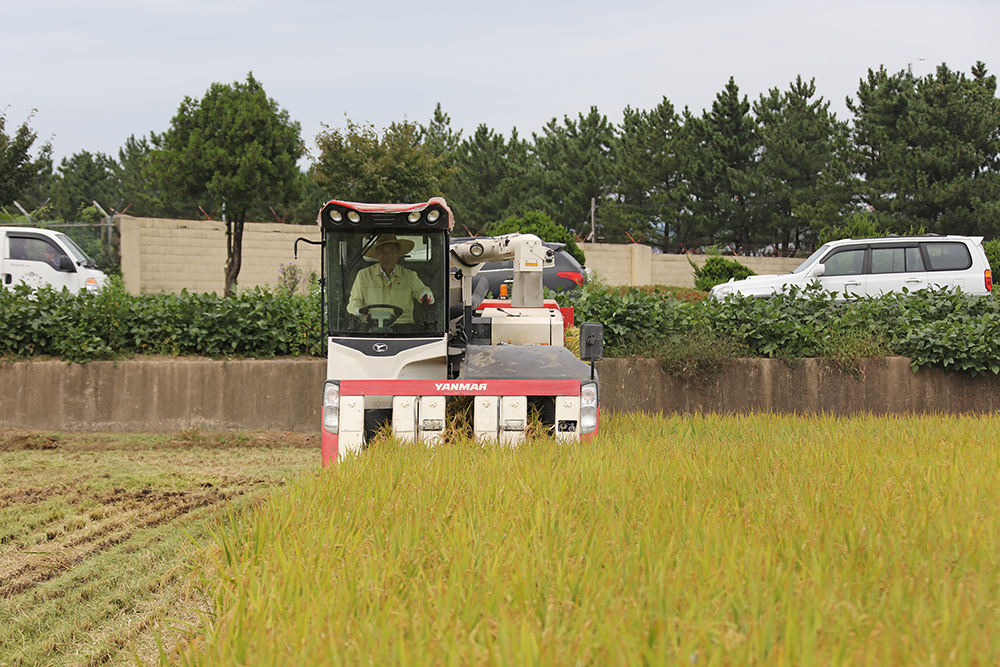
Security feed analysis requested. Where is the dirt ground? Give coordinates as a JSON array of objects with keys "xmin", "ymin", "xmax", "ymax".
[
  {"xmin": 0, "ymin": 428, "xmax": 320, "ymax": 667},
  {"xmin": 0, "ymin": 428, "xmax": 317, "ymax": 453}
]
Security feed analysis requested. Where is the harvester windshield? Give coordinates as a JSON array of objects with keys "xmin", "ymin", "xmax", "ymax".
[{"xmin": 320, "ymin": 200, "xmax": 450, "ymax": 338}]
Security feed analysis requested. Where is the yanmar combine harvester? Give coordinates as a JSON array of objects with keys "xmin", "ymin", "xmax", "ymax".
[{"xmin": 313, "ymin": 197, "xmax": 603, "ymax": 464}]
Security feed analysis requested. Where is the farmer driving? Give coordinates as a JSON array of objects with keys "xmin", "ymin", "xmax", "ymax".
[{"xmin": 347, "ymin": 234, "xmax": 434, "ymax": 325}]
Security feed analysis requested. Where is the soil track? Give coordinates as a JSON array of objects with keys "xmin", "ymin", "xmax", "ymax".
[
  {"xmin": 0, "ymin": 485, "xmax": 229, "ymax": 599},
  {"xmin": 0, "ymin": 428, "xmax": 318, "ymax": 667}
]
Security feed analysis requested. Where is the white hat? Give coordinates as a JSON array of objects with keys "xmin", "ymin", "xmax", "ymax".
[{"xmin": 364, "ymin": 234, "xmax": 414, "ymax": 259}]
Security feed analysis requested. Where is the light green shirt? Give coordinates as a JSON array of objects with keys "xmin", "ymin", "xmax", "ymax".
[{"xmin": 347, "ymin": 264, "xmax": 433, "ymax": 324}]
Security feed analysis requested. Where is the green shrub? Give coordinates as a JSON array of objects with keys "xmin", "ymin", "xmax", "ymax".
[
  {"xmin": 0, "ymin": 277, "xmax": 322, "ymax": 362},
  {"xmin": 689, "ymin": 255, "xmax": 755, "ymax": 292},
  {"xmin": 818, "ymin": 212, "xmax": 926, "ymax": 245},
  {"xmin": 559, "ymin": 281, "xmax": 700, "ymax": 351}
]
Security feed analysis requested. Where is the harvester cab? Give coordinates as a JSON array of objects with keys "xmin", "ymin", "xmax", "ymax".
[{"xmin": 317, "ymin": 197, "xmax": 602, "ymax": 464}]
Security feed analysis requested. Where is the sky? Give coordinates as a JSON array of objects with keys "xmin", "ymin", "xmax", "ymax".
[{"xmin": 4, "ymin": 0, "xmax": 999, "ymax": 171}]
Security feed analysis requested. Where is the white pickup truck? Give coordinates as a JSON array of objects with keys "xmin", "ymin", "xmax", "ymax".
[{"xmin": 1, "ymin": 227, "xmax": 107, "ymax": 293}]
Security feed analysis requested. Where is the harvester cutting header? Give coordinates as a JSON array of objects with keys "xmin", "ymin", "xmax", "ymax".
[{"xmin": 315, "ymin": 197, "xmax": 603, "ymax": 464}]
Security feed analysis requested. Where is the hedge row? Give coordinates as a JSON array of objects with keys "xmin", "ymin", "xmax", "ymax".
[
  {"xmin": 560, "ymin": 282, "xmax": 1000, "ymax": 376},
  {"xmin": 0, "ymin": 278, "xmax": 321, "ymax": 363},
  {"xmin": 2, "ymin": 278, "xmax": 998, "ymax": 376}
]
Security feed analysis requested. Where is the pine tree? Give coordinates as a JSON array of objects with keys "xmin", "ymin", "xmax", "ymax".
[
  {"xmin": 847, "ymin": 61, "xmax": 1000, "ymax": 237},
  {"xmin": 51, "ymin": 150, "xmax": 116, "ymax": 221},
  {"xmin": 530, "ymin": 107, "xmax": 615, "ymax": 236},
  {"xmin": 754, "ymin": 76, "xmax": 852, "ymax": 252},
  {"xmin": 445, "ymin": 124, "xmax": 515, "ymax": 234},
  {"xmin": 605, "ymin": 98, "xmax": 685, "ymax": 247},
  {"xmin": 680, "ymin": 78, "xmax": 762, "ymax": 252}
]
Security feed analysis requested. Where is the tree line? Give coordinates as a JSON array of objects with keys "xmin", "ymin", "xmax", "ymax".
[{"xmin": 3, "ymin": 62, "xmax": 999, "ymax": 294}]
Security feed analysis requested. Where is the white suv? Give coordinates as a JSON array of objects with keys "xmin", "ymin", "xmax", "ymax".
[{"xmin": 711, "ymin": 235, "xmax": 993, "ymax": 299}]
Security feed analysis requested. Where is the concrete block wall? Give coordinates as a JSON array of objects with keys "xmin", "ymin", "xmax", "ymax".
[
  {"xmin": 118, "ymin": 215, "xmax": 321, "ymax": 295},
  {"xmin": 117, "ymin": 217, "xmax": 803, "ymax": 294},
  {"xmin": 583, "ymin": 243, "xmax": 803, "ymax": 288},
  {"xmin": 579, "ymin": 244, "xmax": 634, "ymax": 286}
]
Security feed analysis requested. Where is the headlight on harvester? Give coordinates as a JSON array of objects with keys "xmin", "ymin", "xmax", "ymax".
[
  {"xmin": 323, "ymin": 381, "xmax": 341, "ymax": 433},
  {"xmin": 580, "ymin": 380, "xmax": 598, "ymax": 434}
]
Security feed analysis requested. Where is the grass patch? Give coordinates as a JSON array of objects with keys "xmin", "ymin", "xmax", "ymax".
[
  {"xmin": 177, "ymin": 413, "xmax": 1000, "ymax": 665},
  {"xmin": 606, "ymin": 283, "xmax": 709, "ymax": 302},
  {"xmin": 620, "ymin": 330, "xmax": 747, "ymax": 384},
  {"xmin": 822, "ymin": 322, "xmax": 894, "ymax": 379}
]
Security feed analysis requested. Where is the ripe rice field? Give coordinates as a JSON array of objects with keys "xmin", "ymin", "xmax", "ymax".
[{"xmin": 173, "ymin": 413, "xmax": 1000, "ymax": 666}]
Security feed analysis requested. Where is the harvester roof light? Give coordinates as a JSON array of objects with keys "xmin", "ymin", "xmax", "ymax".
[
  {"xmin": 348, "ymin": 211, "xmax": 361, "ymax": 223},
  {"xmin": 408, "ymin": 211, "xmax": 422, "ymax": 223},
  {"xmin": 330, "ymin": 209, "xmax": 343, "ymax": 223},
  {"xmin": 426, "ymin": 209, "xmax": 441, "ymax": 223}
]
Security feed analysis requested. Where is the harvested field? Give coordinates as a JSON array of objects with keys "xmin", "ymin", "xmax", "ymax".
[{"xmin": 0, "ymin": 428, "xmax": 318, "ymax": 667}]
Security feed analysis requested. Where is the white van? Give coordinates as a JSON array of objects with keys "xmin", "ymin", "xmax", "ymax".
[
  {"xmin": 1, "ymin": 227, "xmax": 107, "ymax": 293},
  {"xmin": 711, "ymin": 235, "xmax": 993, "ymax": 299}
]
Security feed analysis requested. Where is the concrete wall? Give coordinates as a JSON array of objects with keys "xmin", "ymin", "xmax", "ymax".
[
  {"xmin": 2, "ymin": 357, "xmax": 998, "ymax": 433},
  {"xmin": 582, "ymin": 243, "xmax": 803, "ymax": 288},
  {"xmin": 116, "ymin": 217, "xmax": 802, "ymax": 294},
  {"xmin": 0, "ymin": 358, "xmax": 325, "ymax": 432},
  {"xmin": 118, "ymin": 215, "xmax": 321, "ymax": 295},
  {"xmin": 597, "ymin": 357, "xmax": 1000, "ymax": 416}
]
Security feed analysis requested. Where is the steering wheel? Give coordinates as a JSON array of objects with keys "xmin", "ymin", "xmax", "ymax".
[{"xmin": 358, "ymin": 304, "xmax": 403, "ymax": 328}]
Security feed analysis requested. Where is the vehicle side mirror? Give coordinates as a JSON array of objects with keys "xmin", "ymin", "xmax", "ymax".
[
  {"xmin": 579, "ymin": 322, "xmax": 604, "ymax": 362},
  {"xmin": 59, "ymin": 255, "xmax": 75, "ymax": 272},
  {"xmin": 808, "ymin": 263, "xmax": 825, "ymax": 278}
]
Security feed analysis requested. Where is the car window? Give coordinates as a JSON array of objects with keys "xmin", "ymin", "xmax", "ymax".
[
  {"xmin": 923, "ymin": 242, "xmax": 972, "ymax": 271},
  {"xmin": 9, "ymin": 236, "xmax": 63, "ymax": 265},
  {"xmin": 791, "ymin": 245, "xmax": 828, "ymax": 274},
  {"xmin": 871, "ymin": 246, "xmax": 923, "ymax": 274},
  {"xmin": 822, "ymin": 248, "xmax": 865, "ymax": 276},
  {"xmin": 55, "ymin": 233, "xmax": 90, "ymax": 263}
]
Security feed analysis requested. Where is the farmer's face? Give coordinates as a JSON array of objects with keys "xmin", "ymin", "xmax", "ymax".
[{"xmin": 375, "ymin": 243, "xmax": 400, "ymax": 272}]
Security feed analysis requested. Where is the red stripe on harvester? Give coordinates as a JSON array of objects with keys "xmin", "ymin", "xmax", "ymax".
[{"xmin": 340, "ymin": 379, "xmax": 582, "ymax": 396}]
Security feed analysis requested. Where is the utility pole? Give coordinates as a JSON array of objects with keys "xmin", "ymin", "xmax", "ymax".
[
  {"xmin": 13, "ymin": 201, "xmax": 32, "ymax": 223},
  {"xmin": 588, "ymin": 198, "xmax": 596, "ymax": 242}
]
